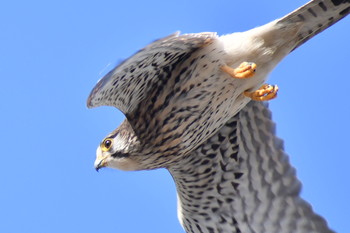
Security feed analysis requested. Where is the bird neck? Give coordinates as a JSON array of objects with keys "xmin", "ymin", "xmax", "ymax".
[{"xmin": 168, "ymin": 102, "xmax": 334, "ymax": 233}]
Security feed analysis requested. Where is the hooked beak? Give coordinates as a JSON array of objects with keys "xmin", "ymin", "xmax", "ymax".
[{"xmin": 94, "ymin": 156, "xmax": 107, "ymax": 172}]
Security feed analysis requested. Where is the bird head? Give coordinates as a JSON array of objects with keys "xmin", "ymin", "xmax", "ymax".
[{"xmin": 94, "ymin": 120, "xmax": 141, "ymax": 171}]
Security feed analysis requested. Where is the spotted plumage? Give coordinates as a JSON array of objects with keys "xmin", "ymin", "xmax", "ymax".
[
  {"xmin": 88, "ymin": 0, "xmax": 349, "ymax": 232},
  {"xmin": 171, "ymin": 101, "xmax": 334, "ymax": 233}
]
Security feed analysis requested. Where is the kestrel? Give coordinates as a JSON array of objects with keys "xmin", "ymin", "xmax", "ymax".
[{"xmin": 88, "ymin": 0, "xmax": 349, "ymax": 232}]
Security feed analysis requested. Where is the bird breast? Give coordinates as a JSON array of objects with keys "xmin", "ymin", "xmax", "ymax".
[{"xmin": 128, "ymin": 38, "xmax": 272, "ymax": 168}]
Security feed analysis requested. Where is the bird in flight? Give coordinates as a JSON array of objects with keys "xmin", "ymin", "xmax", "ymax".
[{"xmin": 88, "ymin": 0, "xmax": 349, "ymax": 232}]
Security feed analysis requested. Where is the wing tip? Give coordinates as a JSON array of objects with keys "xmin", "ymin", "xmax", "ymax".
[
  {"xmin": 86, "ymin": 73, "xmax": 109, "ymax": 109},
  {"xmin": 86, "ymin": 95, "xmax": 95, "ymax": 109},
  {"xmin": 86, "ymin": 85, "xmax": 100, "ymax": 109},
  {"xmin": 86, "ymin": 97, "xmax": 94, "ymax": 108}
]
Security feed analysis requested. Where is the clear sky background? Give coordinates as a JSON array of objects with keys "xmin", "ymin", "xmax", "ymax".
[{"xmin": 1, "ymin": 0, "xmax": 349, "ymax": 232}]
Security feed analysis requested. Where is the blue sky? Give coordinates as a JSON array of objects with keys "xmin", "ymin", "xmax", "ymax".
[{"xmin": 1, "ymin": 0, "xmax": 349, "ymax": 232}]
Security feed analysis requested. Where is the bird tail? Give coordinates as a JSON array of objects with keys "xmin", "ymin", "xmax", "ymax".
[{"xmin": 277, "ymin": 0, "xmax": 350, "ymax": 51}]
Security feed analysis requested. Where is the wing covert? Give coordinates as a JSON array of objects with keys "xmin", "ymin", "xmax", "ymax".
[{"xmin": 87, "ymin": 32, "xmax": 217, "ymax": 115}]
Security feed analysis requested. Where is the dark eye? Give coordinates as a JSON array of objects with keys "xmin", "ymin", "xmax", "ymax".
[{"xmin": 101, "ymin": 138, "xmax": 113, "ymax": 152}]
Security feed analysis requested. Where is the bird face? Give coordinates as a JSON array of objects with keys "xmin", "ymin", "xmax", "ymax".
[{"xmin": 94, "ymin": 122, "xmax": 141, "ymax": 171}]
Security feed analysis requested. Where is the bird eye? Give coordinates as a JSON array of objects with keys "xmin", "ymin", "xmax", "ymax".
[{"xmin": 101, "ymin": 138, "xmax": 113, "ymax": 152}]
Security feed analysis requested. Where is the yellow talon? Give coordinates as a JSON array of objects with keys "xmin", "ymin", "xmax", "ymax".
[
  {"xmin": 221, "ymin": 62, "xmax": 257, "ymax": 79},
  {"xmin": 244, "ymin": 84, "xmax": 279, "ymax": 101}
]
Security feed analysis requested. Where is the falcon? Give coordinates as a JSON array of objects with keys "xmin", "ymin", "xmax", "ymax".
[{"xmin": 88, "ymin": 0, "xmax": 349, "ymax": 232}]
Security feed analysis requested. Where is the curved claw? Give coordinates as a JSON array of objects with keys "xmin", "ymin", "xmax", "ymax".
[
  {"xmin": 221, "ymin": 62, "xmax": 257, "ymax": 79},
  {"xmin": 244, "ymin": 84, "xmax": 279, "ymax": 101}
]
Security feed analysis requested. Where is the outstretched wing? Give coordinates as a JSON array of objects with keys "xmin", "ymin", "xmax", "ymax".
[
  {"xmin": 171, "ymin": 101, "xmax": 334, "ymax": 233},
  {"xmin": 87, "ymin": 32, "xmax": 217, "ymax": 115},
  {"xmin": 234, "ymin": 101, "xmax": 333, "ymax": 232}
]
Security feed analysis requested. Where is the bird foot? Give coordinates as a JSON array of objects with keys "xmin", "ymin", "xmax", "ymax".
[
  {"xmin": 244, "ymin": 84, "xmax": 278, "ymax": 101},
  {"xmin": 221, "ymin": 62, "xmax": 257, "ymax": 79}
]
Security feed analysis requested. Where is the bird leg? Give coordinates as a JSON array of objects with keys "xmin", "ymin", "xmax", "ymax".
[
  {"xmin": 221, "ymin": 62, "xmax": 257, "ymax": 79},
  {"xmin": 244, "ymin": 84, "xmax": 279, "ymax": 101}
]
